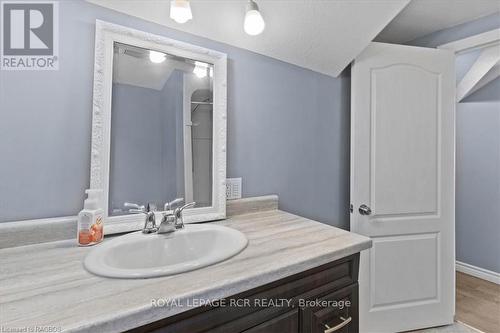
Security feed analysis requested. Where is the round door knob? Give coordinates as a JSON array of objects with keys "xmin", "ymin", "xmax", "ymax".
[{"xmin": 359, "ymin": 204, "xmax": 372, "ymax": 215}]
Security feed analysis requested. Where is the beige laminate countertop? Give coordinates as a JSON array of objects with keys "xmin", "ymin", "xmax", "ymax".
[{"xmin": 0, "ymin": 208, "xmax": 371, "ymax": 333}]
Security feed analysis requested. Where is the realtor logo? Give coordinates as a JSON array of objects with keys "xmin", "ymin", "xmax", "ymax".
[{"xmin": 1, "ymin": 1, "xmax": 59, "ymax": 70}]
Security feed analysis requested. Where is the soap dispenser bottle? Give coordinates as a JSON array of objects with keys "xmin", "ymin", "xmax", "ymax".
[{"xmin": 77, "ymin": 189, "xmax": 104, "ymax": 246}]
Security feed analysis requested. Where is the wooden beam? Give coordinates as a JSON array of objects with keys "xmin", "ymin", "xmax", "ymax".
[
  {"xmin": 438, "ymin": 29, "xmax": 500, "ymax": 54},
  {"xmin": 466, "ymin": 62, "xmax": 500, "ymax": 98},
  {"xmin": 456, "ymin": 44, "xmax": 500, "ymax": 102}
]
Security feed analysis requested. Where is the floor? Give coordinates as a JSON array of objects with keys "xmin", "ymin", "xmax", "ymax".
[
  {"xmin": 415, "ymin": 322, "xmax": 481, "ymax": 333},
  {"xmin": 413, "ymin": 272, "xmax": 500, "ymax": 333},
  {"xmin": 454, "ymin": 272, "xmax": 500, "ymax": 333}
]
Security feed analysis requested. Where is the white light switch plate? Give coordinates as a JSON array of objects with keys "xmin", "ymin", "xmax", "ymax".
[{"xmin": 226, "ymin": 178, "xmax": 242, "ymax": 200}]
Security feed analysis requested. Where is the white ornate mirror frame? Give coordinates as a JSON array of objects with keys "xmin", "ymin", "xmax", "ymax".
[{"xmin": 91, "ymin": 20, "xmax": 227, "ymax": 234}]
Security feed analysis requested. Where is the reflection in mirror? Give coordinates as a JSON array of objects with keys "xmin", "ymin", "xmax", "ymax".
[{"xmin": 109, "ymin": 42, "xmax": 213, "ymax": 216}]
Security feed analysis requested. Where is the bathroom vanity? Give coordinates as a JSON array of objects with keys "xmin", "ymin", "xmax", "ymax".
[
  {"xmin": 0, "ymin": 21, "xmax": 371, "ymax": 333},
  {"xmin": 130, "ymin": 254, "xmax": 360, "ymax": 333},
  {"xmin": 0, "ymin": 196, "xmax": 371, "ymax": 333}
]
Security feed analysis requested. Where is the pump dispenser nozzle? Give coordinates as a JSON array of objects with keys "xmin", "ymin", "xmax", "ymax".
[{"xmin": 83, "ymin": 189, "xmax": 102, "ymax": 210}]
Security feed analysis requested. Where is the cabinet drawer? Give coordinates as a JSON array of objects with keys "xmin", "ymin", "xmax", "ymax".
[
  {"xmin": 243, "ymin": 309, "xmax": 299, "ymax": 333},
  {"xmin": 301, "ymin": 284, "xmax": 358, "ymax": 333}
]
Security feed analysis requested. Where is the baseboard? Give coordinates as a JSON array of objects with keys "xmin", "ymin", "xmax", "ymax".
[
  {"xmin": 456, "ymin": 261, "xmax": 500, "ymax": 285},
  {"xmin": 456, "ymin": 320, "xmax": 486, "ymax": 333}
]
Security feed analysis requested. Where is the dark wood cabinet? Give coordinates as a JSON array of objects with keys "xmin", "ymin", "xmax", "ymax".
[
  {"xmin": 243, "ymin": 309, "xmax": 299, "ymax": 333},
  {"xmin": 301, "ymin": 284, "xmax": 358, "ymax": 333},
  {"xmin": 129, "ymin": 254, "xmax": 360, "ymax": 333}
]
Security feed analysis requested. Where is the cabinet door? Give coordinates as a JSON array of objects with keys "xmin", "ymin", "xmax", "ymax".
[
  {"xmin": 301, "ymin": 284, "xmax": 358, "ymax": 333},
  {"xmin": 242, "ymin": 309, "xmax": 299, "ymax": 333}
]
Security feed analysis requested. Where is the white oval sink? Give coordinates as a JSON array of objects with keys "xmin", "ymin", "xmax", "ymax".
[{"xmin": 84, "ymin": 224, "xmax": 248, "ymax": 279}]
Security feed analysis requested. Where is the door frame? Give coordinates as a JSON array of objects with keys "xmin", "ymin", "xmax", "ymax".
[{"xmin": 439, "ymin": 29, "xmax": 500, "ymax": 285}]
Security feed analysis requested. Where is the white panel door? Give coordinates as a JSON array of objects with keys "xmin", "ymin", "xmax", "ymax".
[{"xmin": 351, "ymin": 42, "xmax": 455, "ymax": 333}]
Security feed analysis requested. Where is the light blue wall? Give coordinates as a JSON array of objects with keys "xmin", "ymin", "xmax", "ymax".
[
  {"xmin": 455, "ymin": 103, "xmax": 500, "ymax": 273},
  {"xmin": 0, "ymin": 0, "xmax": 350, "ymax": 228},
  {"xmin": 109, "ymin": 78, "xmax": 183, "ymax": 215},
  {"xmin": 109, "ymin": 83, "xmax": 165, "ymax": 213},
  {"xmin": 408, "ymin": 13, "xmax": 500, "ymax": 273}
]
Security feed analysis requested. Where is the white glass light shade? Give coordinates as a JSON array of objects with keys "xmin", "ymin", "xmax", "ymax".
[
  {"xmin": 170, "ymin": 0, "xmax": 193, "ymax": 24},
  {"xmin": 149, "ymin": 50, "xmax": 166, "ymax": 63},
  {"xmin": 244, "ymin": 1, "xmax": 265, "ymax": 36}
]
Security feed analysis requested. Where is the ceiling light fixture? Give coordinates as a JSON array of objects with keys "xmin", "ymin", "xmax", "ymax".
[
  {"xmin": 193, "ymin": 61, "xmax": 208, "ymax": 78},
  {"xmin": 149, "ymin": 50, "xmax": 166, "ymax": 63},
  {"xmin": 170, "ymin": 0, "xmax": 193, "ymax": 24},
  {"xmin": 244, "ymin": 0, "xmax": 265, "ymax": 36}
]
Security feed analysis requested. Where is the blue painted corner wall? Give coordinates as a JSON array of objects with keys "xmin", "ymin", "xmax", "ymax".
[{"xmin": 409, "ymin": 13, "xmax": 500, "ymax": 273}]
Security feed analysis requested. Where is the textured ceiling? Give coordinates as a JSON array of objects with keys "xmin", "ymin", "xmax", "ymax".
[
  {"xmin": 87, "ymin": 0, "xmax": 410, "ymax": 77},
  {"xmin": 376, "ymin": 0, "xmax": 500, "ymax": 43}
]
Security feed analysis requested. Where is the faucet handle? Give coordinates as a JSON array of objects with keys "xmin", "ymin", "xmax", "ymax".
[
  {"xmin": 171, "ymin": 202, "xmax": 195, "ymax": 230},
  {"xmin": 124, "ymin": 202, "xmax": 157, "ymax": 233},
  {"xmin": 164, "ymin": 198, "xmax": 184, "ymax": 211},
  {"xmin": 174, "ymin": 202, "xmax": 196, "ymax": 218},
  {"xmin": 147, "ymin": 203, "xmax": 157, "ymax": 212}
]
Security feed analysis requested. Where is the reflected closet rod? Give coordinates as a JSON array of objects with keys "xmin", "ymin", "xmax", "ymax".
[{"xmin": 191, "ymin": 101, "xmax": 213, "ymax": 105}]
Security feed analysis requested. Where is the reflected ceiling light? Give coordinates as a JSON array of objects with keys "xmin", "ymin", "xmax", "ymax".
[
  {"xmin": 193, "ymin": 61, "xmax": 208, "ymax": 78},
  {"xmin": 149, "ymin": 50, "xmax": 166, "ymax": 63},
  {"xmin": 170, "ymin": 0, "xmax": 193, "ymax": 24},
  {"xmin": 244, "ymin": 0, "xmax": 265, "ymax": 36}
]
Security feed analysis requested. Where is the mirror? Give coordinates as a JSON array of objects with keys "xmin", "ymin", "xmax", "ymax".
[
  {"xmin": 109, "ymin": 42, "xmax": 214, "ymax": 215},
  {"xmin": 90, "ymin": 21, "xmax": 227, "ymax": 233}
]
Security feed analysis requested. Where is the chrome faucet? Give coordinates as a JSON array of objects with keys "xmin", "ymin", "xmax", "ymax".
[
  {"xmin": 125, "ymin": 202, "xmax": 158, "ymax": 234},
  {"xmin": 157, "ymin": 202, "xmax": 196, "ymax": 234}
]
